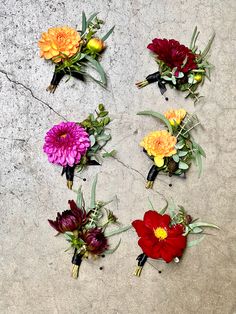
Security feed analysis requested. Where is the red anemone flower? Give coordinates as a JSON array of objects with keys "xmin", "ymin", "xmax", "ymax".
[
  {"xmin": 48, "ymin": 200, "xmax": 87, "ymax": 233},
  {"xmin": 132, "ymin": 210, "xmax": 187, "ymax": 262},
  {"xmin": 147, "ymin": 38, "xmax": 197, "ymax": 74}
]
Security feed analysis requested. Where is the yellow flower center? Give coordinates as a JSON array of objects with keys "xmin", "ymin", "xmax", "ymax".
[
  {"xmin": 154, "ymin": 227, "xmax": 167, "ymax": 240},
  {"xmin": 60, "ymin": 133, "xmax": 67, "ymax": 138}
]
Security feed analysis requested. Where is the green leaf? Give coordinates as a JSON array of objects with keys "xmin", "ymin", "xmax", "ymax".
[
  {"xmin": 90, "ymin": 174, "xmax": 98, "ymax": 209},
  {"xmin": 197, "ymin": 143, "xmax": 206, "ymax": 157},
  {"xmin": 137, "ymin": 111, "xmax": 173, "ymax": 134},
  {"xmin": 148, "ymin": 197, "xmax": 155, "ymax": 210},
  {"xmin": 87, "ymin": 12, "xmax": 99, "ymax": 25},
  {"xmin": 178, "ymin": 151, "xmax": 188, "ymax": 157},
  {"xmin": 190, "ymin": 26, "xmax": 197, "ymax": 50},
  {"xmin": 101, "ymin": 25, "xmax": 115, "ymax": 41},
  {"xmin": 195, "ymin": 152, "xmax": 202, "ymax": 177},
  {"xmin": 105, "ymin": 225, "xmax": 131, "ymax": 237},
  {"xmin": 85, "ymin": 55, "xmax": 107, "ymax": 85},
  {"xmin": 173, "ymin": 154, "xmax": 179, "ymax": 163},
  {"xmin": 76, "ymin": 186, "xmax": 84, "ymax": 209},
  {"xmin": 159, "ymin": 200, "xmax": 168, "ymax": 215},
  {"xmin": 81, "ymin": 11, "xmax": 87, "ymax": 35},
  {"xmin": 89, "ymin": 135, "xmax": 96, "ymax": 147},
  {"xmin": 179, "ymin": 161, "xmax": 189, "ymax": 170},
  {"xmin": 104, "ymin": 238, "xmax": 121, "ymax": 254},
  {"xmin": 102, "ymin": 150, "xmax": 116, "ymax": 158},
  {"xmin": 200, "ymin": 32, "xmax": 215, "ymax": 60},
  {"xmin": 175, "ymin": 140, "xmax": 185, "ymax": 149},
  {"xmin": 190, "ymin": 226, "xmax": 203, "ymax": 234},
  {"xmin": 189, "ymin": 222, "xmax": 220, "ymax": 230},
  {"xmin": 187, "ymin": 236, "xmax": 205, "ymax": 248}
]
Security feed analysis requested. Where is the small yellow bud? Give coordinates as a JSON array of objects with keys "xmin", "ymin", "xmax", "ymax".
[
  {"xmin": 194, "ymin": 74, "xmax": 203, "ymax": 83},
  {"xmin": 87, "ymin": 38, "xmax": 105, "ymax": 53}
]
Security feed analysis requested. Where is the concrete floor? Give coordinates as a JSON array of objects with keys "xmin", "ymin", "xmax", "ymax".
[{"xmin": 0, "ymin": 0, "xmax": 236, "ymax": 313}]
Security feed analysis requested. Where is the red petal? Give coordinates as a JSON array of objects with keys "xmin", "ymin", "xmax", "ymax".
[
  {"xmin": 168, "ymin": 224, "xmax": 185, "ymax": 237},
  {"xmin": 158, "ymin": 214, "xmax": 171, "ymax": 227},
  {"xmin": 143, "ymin": 210, "xmax": 162, "ymax": 229},
  {"xmin": 165, "ymin": 235, "xmax": 187, "ymax": 250},
  {"xmin": 132, "ymin": 220, "xmax": 152, "ymax": 237},
  {"xmin": 159, "ymin": 246, "xmax": 175, "ymax": 263}
]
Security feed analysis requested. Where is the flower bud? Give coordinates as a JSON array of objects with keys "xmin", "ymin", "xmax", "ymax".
[
  {"xmin": 194, "ymin": 74, "xmax": 203, "ymax": 83},
  {"xmin": 87, "ymin": 38, "xmax": 105, "ymax": 53}
]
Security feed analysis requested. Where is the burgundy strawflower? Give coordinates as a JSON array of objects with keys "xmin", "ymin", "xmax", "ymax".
[
  {"xmin": 43, "ymin": 122, "xmax": 90, "ymax": 167},
  {"xmin": 48, "ymin": 200, "xmax": 87, "ymax": 233},
  {"xmin": 147, "ymin": 38, "xmax": 197, "ymax": 74},
  {"xmin": 82, "ymin": 228, "xmax": 108, "ymax": 255}
]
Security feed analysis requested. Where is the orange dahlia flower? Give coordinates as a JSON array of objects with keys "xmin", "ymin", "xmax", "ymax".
[
  {"xmin": 38, "ymin": 26, "xmax": 81, "ymax": 63},
  {"xmin": 164, "ymin": 108, "xmax": 186, "ymax": 126},
  {"xmin": 140, "ymin": 130, "xmax": 177, "ymax": 167}
]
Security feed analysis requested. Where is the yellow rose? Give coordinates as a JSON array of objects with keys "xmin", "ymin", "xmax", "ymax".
[
  {"xmin": 38, "ymin": 26, "xmax": 81, "ymax": 63},
  {"xmin": 164, "ymin": 109, "xmax": 186, "ymax": 126},
  {"xmin": 140, "ymin": 130, "xmax": 177, "ymax": 167}
]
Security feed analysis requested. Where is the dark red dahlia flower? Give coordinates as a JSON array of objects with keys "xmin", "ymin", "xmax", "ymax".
[
  {"xmin": 147, "ymin": 38, "xmax": 197, "ymax": 73},
  {"xmin": 82, "ymin": 228, "xmax": 108, "ymax": 255},
  {"xmin": 132, "ymin": 210, "xmax": 187, "ymax": 263},
  {"xmin": 48, "ymin": 200, "xmax": 87, "ymax": 233}
]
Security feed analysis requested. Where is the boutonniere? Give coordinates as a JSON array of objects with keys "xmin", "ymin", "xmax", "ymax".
[
  {"xmin": 136, "ymin": 27, "xmax": 214, "ymax": 103},
  {"xmin": 48, "ymin": 176, "xmax": 131, "ymax": 279},
  {"xmin": 132, "ymin": 200, "xmax": 219, "ymax": 276},
  {"xmin": 43, "ymin": 104, "xmax": 115, "ymax": 189},
  {"xmin": 38, "ymin": 12, "xmax": 114, "ymax": 93},
  {"xmin": 137, "ymin": 108, "xmax": 205, "ymax": 189}
]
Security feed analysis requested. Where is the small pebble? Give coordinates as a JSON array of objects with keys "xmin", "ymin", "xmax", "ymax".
[
  {"xmin": 169, "ymin": 183, "xmax": 172, "ymax": 187},
  {"xmin": 83, "ymin": 178, "xmax": 86, "ymax": 181},
  {"xmin": 158, "ymin": 270, "xmax": 162, "ymax": 274},
  {"xmin": 165, "ymin": 97, "xmax": 169, "ymax": 101}
]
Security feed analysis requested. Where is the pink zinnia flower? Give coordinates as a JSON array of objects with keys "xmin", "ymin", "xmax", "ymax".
[{"xmin": 43, "ymin": 122, "xmax": 90, "ymax": 167}]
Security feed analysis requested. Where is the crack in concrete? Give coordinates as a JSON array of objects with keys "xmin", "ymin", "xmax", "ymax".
[
  {"xmin": 112, "ymin": 155, "xmax": 168, "ymax": 201},
  {"xmin": 113, "ymin": 156, "xmax": 145, "ymax": 179},
  {"xmin": 0, "ymin": 69, "xmax": 68, "ymax": 121}
]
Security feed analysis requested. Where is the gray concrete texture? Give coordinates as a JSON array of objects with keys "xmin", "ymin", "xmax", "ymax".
[{"xmin": 0, "ymin": 0, "xmax": 236, "ymax": 313}]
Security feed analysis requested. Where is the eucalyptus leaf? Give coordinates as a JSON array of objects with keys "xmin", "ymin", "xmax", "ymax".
[
  {"xmin": 189, "ymin": 222, "xmax": 220, "ymax": 230},
  {"xmin": 76, "ymin": 186, "xmax": 84, "ymax": 209},
  {"xmin": 89, "ymin": 135, "xmax": 96, "ymax": 147},
  {"xmin": 190, "ymin": 226, "xmax": 203, "ymax": 234},
  {"xmin": 159, "ymin": 200, "xmax": 168, "ymax": 215},
  {"xmin": 178, "ymin": 151, "xmax": 188, "ymax": 157},
  {"xmin": 175, "ymin": 141, "xmax": 185, "ymax": 149},
  {"xmin": 102, "ymin": 150, "xmax": 116, "ymax": 158},
  {"xmin": 137, "ymin": 111, "xmax": 173, "ymax": 134},
  {"xmin": 195, "ymin": 152, "xmax": 202, "ymax": 177},
  {"xmin": 179, "ymin": 161, "xmax": 189, "ymax": 170},
  {"xmin": 90, "ymin": 174, "xmax": 98, "ymax": 209},
  {"xmin": 105, "ymin": 225, "xmax": 131, "ymax": 237},
  {"xmin": 173, "ymin": 154, "xmax": 180, "ymax": 162},
  {"xmin": 187, "ymin": 236, "xmax": 205, "ymax": 248},
  {"xmin": 148, "ymin": 197, "xmax": 155, "ymax": 210},
  {"xmin": 104, "ymin": 238, "xmax": 121, "ymax": 254}
]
